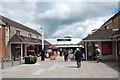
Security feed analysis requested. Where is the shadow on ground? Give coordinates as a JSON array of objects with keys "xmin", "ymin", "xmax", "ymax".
[{"xmin": 101, "ymin": 60, "xmax": 119, "ymax": 72}]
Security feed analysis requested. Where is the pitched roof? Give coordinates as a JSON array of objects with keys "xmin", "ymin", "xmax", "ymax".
[
  {"xmin": 9, "ymin": 34, "xmax": 51, "ymax": 45},
  {"xmin": 0, "ymin": 20, "xmax": 6, "ymax": 26},
  {"xmin": 77, "ymin": 41, "xmax": 83, "ymax": 45},
  {"xmin": 100, "ymin": 11, "xmax": 120, "ymax": 29},
  {"xmin": 83, "ymin": 29, "xmax": 116, "ymax": 41},
  {"xmin": 0, "ymin": 15, "xmax": 41, "ymax": 36}
]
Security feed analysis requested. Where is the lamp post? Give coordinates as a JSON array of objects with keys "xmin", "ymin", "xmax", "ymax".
[{"xmin": 40, "ymin": 25, "xmax": 44, "ymax": 50}]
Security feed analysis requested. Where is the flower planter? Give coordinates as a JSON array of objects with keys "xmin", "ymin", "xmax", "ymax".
[
  {"xmin": 25, "ymin": 56, "xmax": 37, "ymax": 64},
  {"xmin": 50, "ymin": 56, "xmax": 56, "ymax": 60}
]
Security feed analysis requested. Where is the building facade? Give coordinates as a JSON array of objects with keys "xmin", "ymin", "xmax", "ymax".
[
  {"xmin": 0, "ymin": 16, "xmax": 51, "ymax": 62},
  {"xmin": 46, "ymin": 38, "xmax": 82, "ymax": 51},
  {"xmin": 81, "ymin": 11, "xmax": 120, "ymax": 60}
]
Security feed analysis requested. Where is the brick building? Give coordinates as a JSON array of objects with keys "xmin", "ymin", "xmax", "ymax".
[
  {"xmin": 0, "ymin": 16, "xmax": 51, "ymax": 62},
  {"xmin": 0, "ymin": 20, "xmax": 6, "ymax": 60},
  {"xmin": 81, "ymin": 11, "xmax": 120, "ymax": 60}
]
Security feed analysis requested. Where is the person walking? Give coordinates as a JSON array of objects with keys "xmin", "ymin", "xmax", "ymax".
[
  {"xmin": 70, "ymin": 49, "xmax": 74, "ymax": 61},
  {"xmin": 75, "ymin": 48, "xmax": 83, "ymax": 68},
  {"xmin": 60, "ymin": 48, "xmax": 63, "ymax": 57},
  {"xmin": 95, "ymin": 47, "xmax": 101, "ymax": 63},
  {"xmin": 41, "ymin": 49, "xmax": 45, "ymax": 61},
  {"xmin": 63, "ymin": 49, "xmax": 68, "ymax": 62}
]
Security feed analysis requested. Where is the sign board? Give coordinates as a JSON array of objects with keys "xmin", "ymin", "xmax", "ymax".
[
  {"xmin": 102, "ymin": 41, "xmax": 112, "ymax": 55},
  {"xmin": 57, "ymin": 39, "xmax": 71, "ymax": 41}
]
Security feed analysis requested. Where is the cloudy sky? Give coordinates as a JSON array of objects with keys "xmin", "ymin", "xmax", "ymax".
[{"xmin": 1, "ymin": 0, "xmax": 119, "ymax": 38}]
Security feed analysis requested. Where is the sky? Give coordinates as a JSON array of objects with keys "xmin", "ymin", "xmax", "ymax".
[{"xmin": 0, "ymin": 0, "xmax": 119, "ymax": 38}]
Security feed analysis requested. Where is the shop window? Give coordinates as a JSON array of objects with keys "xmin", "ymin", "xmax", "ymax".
[
  {"xmin": 118, "ymin": 41, "xmax": 120, "ymax": 56},
  {"xmin": 37, "ymin": 36, "xmax": 39, "ymax": 39},
  {"xmin": 105, "ymin": 25, "xmax": 109, "ymax": 29},
  {"xmin": 102, "ymin": 41, "xmax": 112, "ymax": 55},
  {"xmin": 28, "ymin": 34, "xmax": 32, "ymax": 37}
]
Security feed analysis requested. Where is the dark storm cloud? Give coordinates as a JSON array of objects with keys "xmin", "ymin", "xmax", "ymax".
[
  {"xmin": 33, "ymin": 2, "xmax": 118, "ymax": 37},
  {"xmin": 1, "ymin": 1, "xmax": 118, "ymax": 38}
]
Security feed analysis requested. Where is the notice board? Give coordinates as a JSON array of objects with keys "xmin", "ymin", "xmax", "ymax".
[{"xmin": 102, "ymin": 41, "xmax": 112, "ymax": 55}]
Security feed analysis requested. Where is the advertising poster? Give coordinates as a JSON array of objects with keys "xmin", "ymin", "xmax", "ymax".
[{"xmin": 102, "ymin": 41, "xmax": 112, "ymax": 55}]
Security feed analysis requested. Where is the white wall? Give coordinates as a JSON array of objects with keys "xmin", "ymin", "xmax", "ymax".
[{"xmin": 45, "ymin": 38, "xmax": 82, "ymax": 45}]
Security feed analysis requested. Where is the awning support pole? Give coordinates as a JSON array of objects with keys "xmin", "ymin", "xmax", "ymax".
[
  {"xmin": 20, "ymin": 44, "xmax": 23, "ymax": 64},
  {"xmin": 85, "ymin": 42, "xmax": 88, "ymax": 60},
  {"xmin": 116, "ymin": 41, "xmax": 118, "ymax": 60}
]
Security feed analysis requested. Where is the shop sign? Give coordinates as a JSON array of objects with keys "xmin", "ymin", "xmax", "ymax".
[{"xmin": 102, "ymin": 41, "xmax": 112, "ymax": 55}]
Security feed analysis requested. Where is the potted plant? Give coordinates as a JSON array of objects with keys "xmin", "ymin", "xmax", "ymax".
[
  {"xmin": 50, "ymin": 55, "xmax": 56, "ymax": 60},
  {"xmin": 25, "ymin": 55, "xmax": 37, "ymax": 64}
]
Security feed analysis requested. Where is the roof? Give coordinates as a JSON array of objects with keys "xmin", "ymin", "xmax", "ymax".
[
  {"xmin": 100, "ymin": 11, "xmax": 120, "ymax": 29},
  {"xmin": 9, "ymin": 34, "xmax": 51, "ymax": 45},
  {"xmin": 0, "ymin": 20, "xmax": 6, "ymax": 26},
  {"xmin": 111, "ymin": 30, "xmax": 120, "ymax": 37},
  {"xmin": 0, "ymin": 15, "xmax": 41, "ymax": 36},
  {"xmin": 83, "ymin": 29, "xmax": 116, "ymax": 41},
  {"xmin": 77, "ymin": 41, "xmax": 84, "ymax": 45}
]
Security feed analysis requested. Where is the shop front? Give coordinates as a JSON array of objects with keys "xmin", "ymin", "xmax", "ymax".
[
  {"xmin": 7, "ymin": 34, "xmax": 42, "ymax": 64},
  {"xmin": 82, "ymin": 29, "xmax": 117, "ymax": 60},
  {"xmin": 117, "ymin": 41, "xmax": 120, "ymax": 61},
  {"xmin": 84, "ymin": 41, "xmax": 117, "ymax": 60}
]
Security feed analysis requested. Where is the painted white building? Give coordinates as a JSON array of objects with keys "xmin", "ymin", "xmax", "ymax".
[{"xmin": 45, "ymin": 38, "xmax": 82, "ymax": 48}]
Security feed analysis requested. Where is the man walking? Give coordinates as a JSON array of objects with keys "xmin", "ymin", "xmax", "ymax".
[
  {"xmin": 95, "ymin": 47, "xmax": 101, "ymax": 63},
  {"xmin": 63, "ymin": 49, "xmax": 68, "ymax": 62},
  {"xmin": 70, "ymin": 49, "xmax": 74, "ymax": 61},
  {"xmin": 60, "ymin": 48, "xmax": 63, "ymax": 57},
  {"xmin": 75, "ymin": 48, "xmax": 83, "ymax": 68},
  {"xmin": 41, "ymin": 49, "xmax": 45, "ymax": 61}
]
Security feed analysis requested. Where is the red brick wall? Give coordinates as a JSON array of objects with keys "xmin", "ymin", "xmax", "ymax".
[
  {"xmin": 0, "ymin": 28, "xmax": 1, "ymax": 59},
  {"xmin": 0, "ymin": 26, "xmax": 5, "ymax": 59}
]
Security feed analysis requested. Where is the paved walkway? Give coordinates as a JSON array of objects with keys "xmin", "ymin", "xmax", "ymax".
[
  {"xmin": 0, "ymin": 63, "xmax": 2, "ymax": 79},
  {"xmin": 2, "ymin": 56, "xmax": 119, "ymax": 78}
]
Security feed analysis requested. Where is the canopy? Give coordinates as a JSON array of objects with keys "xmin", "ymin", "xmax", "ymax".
[{"xmin": 48, "ymin": 47, "xmax": 58, "ymax": 49}]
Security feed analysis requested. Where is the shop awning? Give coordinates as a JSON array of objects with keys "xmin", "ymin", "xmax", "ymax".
[
  {"xmin": 9, "ymin": 34, "xmax": 51, "ymax": 45},
  {"xmin": 48, "ymin": 47, "xmax": 58, "ymax": 49},
  {"xmin": 83, "ymin": 29, "xmax": 117, "ymax": 42}
]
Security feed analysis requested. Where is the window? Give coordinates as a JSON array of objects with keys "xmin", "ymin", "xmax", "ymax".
[
  {"xmin": 16, "ymin": 30, "xmax": 20, "ymax": 35},
  {"xmin": 37, "ymin": 36, "xmax": 39, "ymax": 39},
  {"xmin": 28, "ymin": 34, "xmax": 32, "ymax": 37}
]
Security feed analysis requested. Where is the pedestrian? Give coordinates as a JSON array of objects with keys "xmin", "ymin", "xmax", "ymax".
[
  {"xmin": 60, "ymin": 48, "xmax": 63, "ymax": 57},
  {"xmin": 41, "ymin": 49, "xmax": 45, "ymax": 61},
  {"xmin": 63, "ymin": 49, "xmax": 68, "ymax": 62},
  {"xmin": 75, "ymin": 48, "xmax": 83, "ymax": 68},
  {"xmin": 95, "ymin": 47, "xmax": 101, "ymax": 63},
  {"xmin": 70, "ymin": 49, "xmax": 74, "ymax": 61}
]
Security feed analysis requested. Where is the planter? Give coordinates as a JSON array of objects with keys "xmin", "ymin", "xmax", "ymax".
[
  {"xmin": 25, "ymin": 56, "xmax": 37, "ymax": 64},
  {"xmin": 50, "ymin": 56, "xmax": 56, "ymax": 60}
]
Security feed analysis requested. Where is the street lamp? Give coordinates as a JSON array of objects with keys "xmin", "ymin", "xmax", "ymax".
[{"xmin": 40, "ymin": 25, "xmax": 44, "ymax": 50}]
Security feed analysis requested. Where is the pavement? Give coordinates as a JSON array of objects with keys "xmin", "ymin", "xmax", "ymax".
[
  {"xmin": 2, "ymin": 56, "xmax": 119, "ymax": 78},
  {"xmin": 0, "ymin": 63, "xmax": 2, "ymax": 79}
]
